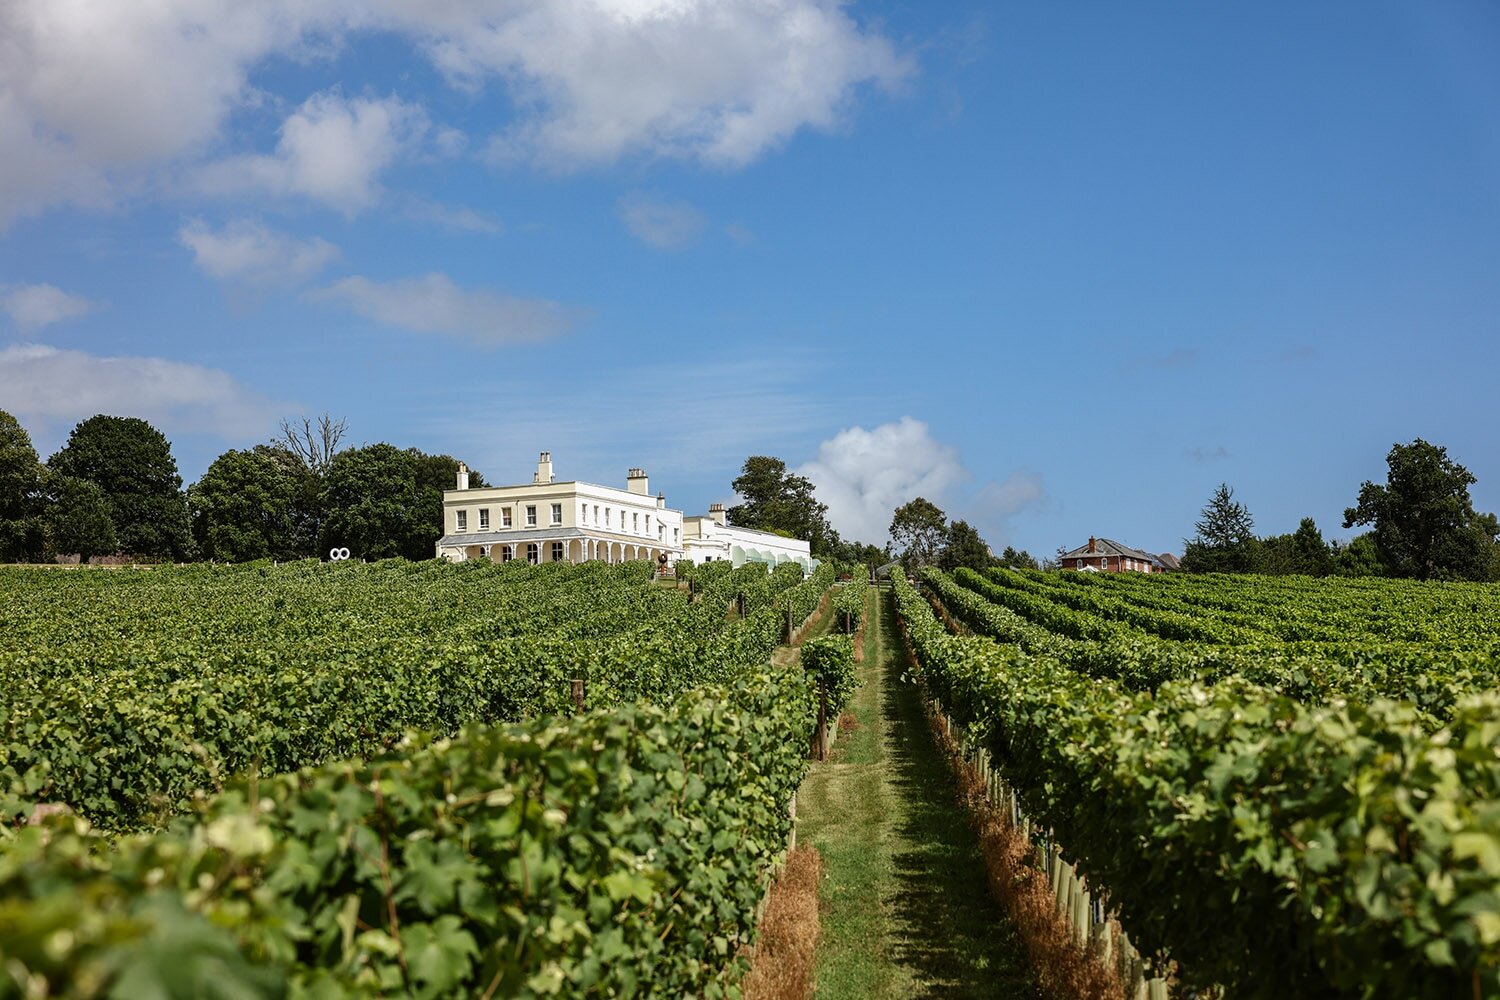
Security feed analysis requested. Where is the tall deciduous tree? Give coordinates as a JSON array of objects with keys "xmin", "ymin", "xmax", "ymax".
[
  {"xmin": 45, "ymin": 474, "xmax": 117, "ymax": 561},
  {"xmin": 890, "ymin": 497, "xmax": 947, "ymax": 570},
  {"xmin": 319, "ymin": 445, "xmax": 484, "ymax": 561},
  {"xmin": 1256, "ymin": 517, "xmax": 1334, "ymax": 576},
  {"xmin": 47, "ymin": 415, "xmax": 193, "ymax": 560},
  {"xmin": 938, "ymin": 519, "xmax": 992, "ymax": 573},
  {"xmin": 728, "ymin": 456, "xmax": 834, "ymax": 553},
  {"xmin": 188, "ymin": 447, "xmax": 302, "ymax": 562},
  {"xmin": 1344, "ymin": 439, "xmax": 1496, "ymax": 581},
  {"xmin": 275, "ymin": 413, "xmax": 347, "ymax": 477},
  {"xmin": 0, "ymin": 410, "xmax": 46, "ymax": 562},
  {"xmin": 997, "ymin": 546, "xmax": 1040, "ymax": 570},
  {"xmin": 1181, "ymin": 483, "xmax": 1258, "ymax": 573}
]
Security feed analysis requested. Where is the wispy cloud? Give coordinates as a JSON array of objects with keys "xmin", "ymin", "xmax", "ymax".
[
  {"xmin": 1186, "ymin": 445, "xmax": 1230, "ymax": 463},
  {"xmin": 418, "ymin": 355, "xmax": 837, "ymax": 488},
  {"xmin": 405, "ymin": 199, "xmax": 503, "ymax": 235},
  {"xmin": 1122, "ymin": 347, "xmax": 1198, "ymax": 371},
  {"xmin": 0, "ymin": 342, "xmax": 282, "ymax": 438},
  {"xmin": 617, "ymin": 193, "xmax": 707, "ymax": 250},
  {"xmin": 311, "ymin": 273, "xmax": 583, "ymax": 347},
  {"xmin": 1, "ymin": 283, "xmax": 95, "ymax": 330},
  {"xmin": 178, "ymin": 218, "xmax": 340, "ymax": 286}
]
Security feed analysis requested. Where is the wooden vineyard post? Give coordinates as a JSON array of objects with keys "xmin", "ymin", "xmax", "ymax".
[
  {"xmin": 816, "ymin": 678, "xmax": 829, "ymax": 761},
  {"xmin": 844, "ymin": 609, "xmax": 852, "ymax": 634},
  {"xmin": 786, "ymin": 598, "xmax": 795, "ymax": 643},
  {"xmin": 570, "ymin": 678, "xmax": 585, "ymax": 713}
]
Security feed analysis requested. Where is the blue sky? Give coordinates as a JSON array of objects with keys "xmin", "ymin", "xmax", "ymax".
[{"xmin": 2, "ymin": 1, "xmax": 1498, "ymax": 557}]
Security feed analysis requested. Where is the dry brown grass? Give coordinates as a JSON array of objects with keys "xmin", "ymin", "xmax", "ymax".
[
  {"xmin": 836, "ymin": 710, "xmax": 860, "ymax": 733},
  {"xmin": 928, "ymin": 713, "xmax": 1128, "ymax": 1000},
  {"xmin": 741, "ymin": 845, "xmax": 823, "ymax": 1000}
]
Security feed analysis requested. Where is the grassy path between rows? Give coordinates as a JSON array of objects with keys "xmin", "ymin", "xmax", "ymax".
[{"xmin": 794, "ymin": 586, "xmax": 1041, "ymax": 999}]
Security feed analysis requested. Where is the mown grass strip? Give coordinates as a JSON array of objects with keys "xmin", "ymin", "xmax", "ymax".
[{"xmin": 796, "ymin": 587, "xmax": 1040, "ymax": 999}]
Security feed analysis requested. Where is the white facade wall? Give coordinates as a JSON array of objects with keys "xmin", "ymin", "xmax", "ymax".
[
  {"xmin": 436, "ymin": 455, "xmax": 685, "ymax": 567},
  {"xmin": 681, "ymin": 516, "xmax": 813, "ymax": 571}
]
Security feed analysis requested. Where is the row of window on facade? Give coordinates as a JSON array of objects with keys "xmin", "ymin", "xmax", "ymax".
[
  {"xmin": 1076, "ymin": 557, "xmax": 1152, "ymax": 572},
  {"xmin": 477, "ymin": 541, "xmax": 564, "ymax": 564},
  {"xmin": 454, "ymin": 501, "xmax": 679, "ymax": 544},
  {"xmin": 456, "ymin": 503, "xmax": 558, "ymax": 532},
  {"xmin": 479, "ymin": 541, "xmax": 657, "ymax": 564}
]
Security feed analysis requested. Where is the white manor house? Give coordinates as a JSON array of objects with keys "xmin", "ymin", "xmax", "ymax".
[{"xmin": 436, "ymin": 452, "xmax": 814, "ymax": 571}]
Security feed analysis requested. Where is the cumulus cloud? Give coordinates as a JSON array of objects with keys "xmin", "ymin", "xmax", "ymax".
[
  {"xmin": 198, "ymin": 92, "xmax": 426, "ymax": 213},
  {"xmin": 617, "ymin": 192, "xmax": 706, "ymax": 249},
  {"xmin": 1, "ymin": 283, "xmax": 95, "ymax": 330},
  {"xmin": 178, "ymin": 218, "xmax": 340, "ymax": 286},
  {"xmin": 0, "ymin": 343, "xmax": 281, "ymax": 438},
  {"xmin": 799, "ymin": 416, "xmax": 1045, "ymax": 545},
  {"xmin": 0, "ymin": 1, "xmax": 908, "ymax": 224},
  {"xmin": 798, "ymin": 417, "xmax": 969, "ymax": 543},
  {"xmin": 461, "ymin": 0, "xmax": 910, "ymax": 167},
  {"xmin": 312, "ymin": 273, "xmax": 582, "ymax": 347}
]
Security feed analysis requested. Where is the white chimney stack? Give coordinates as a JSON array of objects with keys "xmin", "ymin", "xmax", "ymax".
[
  {"xmin": 456, "ymin": 462, "xmax": 470, "ymax": 491},
  {"xmin": 627, "ymin": 467, "xmax": 649, "ymax": 495},
  {"xmin": 708, "ymin": 502, "xmax": 727, "ymax": 527},
  {"xmin": 535, "ymin": 451, "xmax": 554, "ymax": 484}
]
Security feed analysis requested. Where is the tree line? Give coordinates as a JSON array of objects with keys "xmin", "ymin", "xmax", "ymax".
[
  {"xmin": 0, "ymin": 410, "xmax": 481, "ymax": 564},
  {"xmin": 724, "ymin": 456, "xmax": 1038, "ymax": 572},
  {"xmin": 1181, "ymin": 439, "xmax": 1500, "ymax": 581}
]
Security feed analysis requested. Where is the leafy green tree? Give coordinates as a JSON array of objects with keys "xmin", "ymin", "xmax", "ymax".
[
  {"xmin": 821, "ymin": 533, "xmax": 888, "ymax": 569},
  {"xmin": 890, "ymin": 497, "xmax": 947, "ymax": 570},
  {"xmin": 45, "ymin": 473, "xmax": 117, "ymax": 561},
  {"xmin": 1180, "ymin": 483, "xmax": 1258, "ymax": 573},
  {"xmin": 0, "ymin": 410, "xmax": 46, "ymax": 562},
  {"xmin": 1256, "ymin": 517, "xmax": 1334, "ymax": 576},
  {"xmin": 997, "ymin": 545, "xmax": 1040, "ymax": 570},
  {"xmin": 938, "ymin": 519, "xmax": 992, "ymax": 573},
  {"xmin": 319, "ymin": 445, "xmax": 482, "ymax": 561},
  {"xmin": 1343, "ymin": 439, "xmax": 1496, "ymax": 580},
  {"xmin": 1331, "ymin": 533, "xmax": 1387, "ymax": 577},
  {"xmin": 728, "ymin": 456, "xmax": 834, "ymax": 553},
  {"xmin": 321, "ymin": 444, "xmax": 424, "ymax": 560},
  {"xmin": 188, "ymin": 448, "xmax": 302, "ymax": 562},
  {"xmin": 47, "ymin": 415, "xmax": 193, "ymax": 560}
]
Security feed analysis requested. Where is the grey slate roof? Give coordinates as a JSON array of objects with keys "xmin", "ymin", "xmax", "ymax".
[{"xmin": 1059, "ymin": 537, "xmax": 1158, "ymax": 563}]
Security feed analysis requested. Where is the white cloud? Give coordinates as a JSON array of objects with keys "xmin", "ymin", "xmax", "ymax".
[
  {"xmin": 799, "ymin": 417, "xmax": 967, "ymax": 543},
  {"xmin": 198, "ymin": 92, "xmax": 426, "ymax": 213},
  {"xmin": 617, "ymin": 192, "xmax": 706, "ymax": 249},
  {"xmin": 457, "ymin": 0, "xmax": 911, "ymax": 167},
  {"xmin": 1, "ymin": 283, "xmax": 95, "ymax": 330},
  {"xmin": 0, "ymin": 1, "xmax": 908, "ymax": 224},
  {"xmin": 974, "ymin": 471, "xmax": 1046, "ymax": 519},
  {"xmin": 178, "ymin": 218, "xmax": 340, "ymax": 286},
  {"xmin": 312, "ymin": 273, "xmax": 581, "ymax": 347},
  {"xmin": 798, "ymin": 417, "xmax": 1046, "ymax": 545},
  {"xmin": 0, "ymin": 343, "xmax": 282, "ymax": 438},
  {"xmin": 405, "ymin": 199, "xmax": 503, "ymax": 235},
  {"xmin": 0, "ymin": 1, "xmax": 324, "ymax": 225}
]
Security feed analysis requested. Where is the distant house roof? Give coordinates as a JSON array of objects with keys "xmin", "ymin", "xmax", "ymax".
[
  {"xmin": 1155, "ymin": 552, "xmax": 1181, "ymax": 570},
  {"xmin": 1059, "ymin": 537, "xmax": 1158, "ymax": 563}
]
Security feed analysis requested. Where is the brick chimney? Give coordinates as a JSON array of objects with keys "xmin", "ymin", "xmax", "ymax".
[
  {"xmin": 627, "ymin": 468, "xmax": 649, "ymax": 495},
  {"xmin": 1088, "ymin": 536, "xmax": 1096, "ymax": 553}
]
